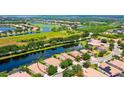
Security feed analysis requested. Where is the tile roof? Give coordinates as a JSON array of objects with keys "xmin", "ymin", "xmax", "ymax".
[
  {"xmin": 84, "ymin": 68, "xmax": 107, "ymax": 77},
  {"xmin": 61, "ymin": 53, "xmax": 75, "ymax": 61},
  {"xmin": 28, "ymin": 63, "xmax": 47, "ymax": 75},
  {"xmin": 56, "ymin": 54, "xmax": 67, "ymax": 61},
  {"xmin": 109, "ymin": 60, "xmax": 124, "ymax": 71},
  {"xmin": 99, "ymin": 62, "xmax": 122, "ymax": 76},
  {"xmin": 8, "ymin": 71, "xmax": 31, "ymax": 77},
  {"xmin": 80, "ymin": 49, "xmax": 88, "ymax": 54},
  {"xmin": 44, "ymin": 58, "xmax": 62, "ymax": 67},
  {"xmin": 68, "ymin": 50, "xmax": 82, "ymax": 58}
]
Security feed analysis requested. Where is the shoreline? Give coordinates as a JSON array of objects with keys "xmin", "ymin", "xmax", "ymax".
[{"xmin": 0, "ymin": 42, "xmax": 79, "ymax": 61}]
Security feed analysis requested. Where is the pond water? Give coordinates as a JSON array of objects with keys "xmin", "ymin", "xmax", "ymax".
[
  {"xmin": 32, "ymin": 22, "xmax": 55, "ymax": 32},
  {"xmin": 40, "ymin": 25, "xmax": 51, "ymax": 32},
  {"xmin": 0, "ymin": 44, "xmax": 82, "ymax": 72},
  {"xmin": 0, "ymin": 27, "xmax": 15, "ymax": 32},
  {"xmin": 77, "ymin": 26, "xmax": 87, "ymax": 29}
]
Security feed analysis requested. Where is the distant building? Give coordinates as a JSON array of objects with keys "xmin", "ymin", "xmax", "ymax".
[
  {"xmin": 114, "ymin": 30, "xmax": 124, "ymax": 34},
  {"xmin": 32, "ymin": 26, "xmax": 39, "ymax": 31}
]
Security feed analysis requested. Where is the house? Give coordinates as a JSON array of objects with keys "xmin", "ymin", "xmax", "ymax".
[
  {"xmin": 88, "ymin": 39, "xmax": 102, "ymax": 46},
  {"xmin": 90, "ymin": 56, "xmax": 99, "ymax": 64},
  {"xmin": 61, "ymin": 53, "xmax": 75, "ymax": 61},
  {"xmin": 97, "ymin": 45, "xmax": 108, "ymax": 51},
  {"xmin": 83, "ymin": 68, "xmax": 107, "ymax": 77},
  {"xmin": 113, "ymin": 39, "xmax": 121, "ymax": 43},
  {"xmin": 68, "ymin": 50, "xmax": 82, "ymax": 58},
  {"xmin": 108, "ymin": 60, "xmax": 124, "ymax": 71},
  {"xmin": 8, "ymin": 71, "xmax": 31, "ymax": 77},
  {"xmin": 80, "ymin": 49, "xmax": 88, "ymax": 54},
  {"xmin": 99, "ymin": 62, "xmax": 122, "ymax": 77},
  {"xmin": 44, "ymin": 58, "xmax": 62, "ymax": 67},
  {"xmin": 32, "ymin": 26, "xmax": 39, "ymax": 31},
  {"xmin": 88, "ymin": 39, "xmax": 108, "ymax": 50},
  {"xmin": 28, "ymin": 63, "xmax": 47, "ymax": 75},
  {"xmin": 120, "ymin": 57, "xmax": 124, "ymax": 62},
  {"xmin": 114, "ymin": 30, "xmax": 124, "ymax": 34},
  {"xmin": 56, "ymin": 54, "xmax": 67, "ymax": 61}
]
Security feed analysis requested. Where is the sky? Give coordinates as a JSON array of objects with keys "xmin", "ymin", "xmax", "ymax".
[{"xmin": 0, "ymin": 0, "xmax": 124, "ymax": 15}]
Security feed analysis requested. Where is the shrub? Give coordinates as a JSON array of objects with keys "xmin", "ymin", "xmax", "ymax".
[
  {"xmin": 82, "ymin": 53, "xmax": 91, "ymax": 60},
  {"xmin": 98, "ymin": 50, "xmax": 107, "ymax": 57},
  {"xmin": 0, "ymin": 72, "xmax": 8, "ymax": 77},
  {"xmin": 101, "ymin": 39, "xmax": 107, "ymax": 43},
  {"xmin": 72, "ymin": 64, "xmax": 83, "ymax": 77},
  {"xmin": 75, "ymin": 56, "xmax": 81, "ymax": 61},
  {"xmin": 83, "ymin": 62, "xmax": 91, "ymax": 68},
  {"xmin": 48, "ymin": 65, "xmax": 57, "ymax": 75},
  {"xmin": 63, "ymin": 69, "xmax": 74, "ymax": 77},
  {"xmin": 60, "ymin": 59, "xmax": 73, "ymax": 69}
]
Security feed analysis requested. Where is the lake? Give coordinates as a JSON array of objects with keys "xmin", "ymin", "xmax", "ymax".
[
  {"xmin": 40, "ymin": 25, "xmax": 51, "ymax": 32},
  {"xmin": 32, "ymin": 22, "xmax": 60, "ymax": 32},
  {"xmin": 0, "ymin": 27, "xmax": 15, "ymax": 32},
  {"xmin": 0, "ymin": 44, "xmax": 82, "ymax": 72}
]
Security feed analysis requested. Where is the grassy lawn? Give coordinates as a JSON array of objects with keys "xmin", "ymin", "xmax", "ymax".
[
  {"xmin": 119, "ymin": 34, "xmax": 124, "ymax": 39},
  {"xmin": 97, "ymin": 36, "xmax": 109, "ymax": 40},
  {"xmin": 0, "ymin": 30, "xmax": 83, "ymax": 47},
  {"xmin": 80, "ymin": 41, "xmax": 87, "ymax": 47},
  {"xmin": 0, "ymin": 31, "xmax": 69, "ymax": 46}
]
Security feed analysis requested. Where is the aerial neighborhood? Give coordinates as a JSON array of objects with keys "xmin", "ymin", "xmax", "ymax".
[{"xmin": 0, "ymin": 15, "xmax": 124, "ymax": 77}]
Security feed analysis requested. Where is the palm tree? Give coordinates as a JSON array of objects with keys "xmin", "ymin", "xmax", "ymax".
[{"xmin": 72, "ymin": 64, "xmax": 84, "ymax": 77}]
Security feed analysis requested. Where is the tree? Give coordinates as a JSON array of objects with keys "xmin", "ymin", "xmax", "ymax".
[
  {"xmin": 121, "ymin": 50, "xmax": 124, "ymax": 56},
  {"xmin": 51, "ymin": 27, "xmax": 58, "ymax": 31},
  {"xmin": 60, "ymin": 59, "xmax": 73, "ymax": 69},
  {"xmin": 63, "ymin": 69, "xmax": 74, "ymax": 77},
  {"xmin": 75, "ymin": 56, "xmax": 81, "ymax": 61},
  {"xmin": 101, "ymin": 39, "xmax": 107, "ymax": 43},
  {"xmin": 0, "ymin": 72, "xmax": 8, "ymax": 77},
  {"xmin": 83, "ymin": 62, "xmax": 91, "ymax": 68},
  {"xmin": 84, "ymin": 42, "xmax": 89, "ymax": 49},
  {"xmin": 72, "ymin": 64, "xmax": 83, "ymax": 77},
  {"xmin": 117, "ymin": 40, "xmax": 121, "ymax": 45},
  {"xmin": 113, "ymin": 55, "xmax": 120, "ymax": 60},
  {"xmin": 82, "ymin": 53, "xmax": 91, "ymax": 60},
  {"xmin": 82, "ymin": 32, "xmax": 89, "ymax": 37},
  {"xmin": 109, "ymin": 43, "xmax": 114, "ymax": 51},
  {"xmin": 121, "ymin": 71, "xmax": 124, "ymax": 77},
  {"xmin": 98, "ymin": 50, "xmax": 107, "ymax": 57},
  {"xmin": 48, "ymin": 65, "xmax": 57, "ymax": 75},
  {"xmin": 119, "ymin": 43, "xmax": 124, "ymax": 49}
]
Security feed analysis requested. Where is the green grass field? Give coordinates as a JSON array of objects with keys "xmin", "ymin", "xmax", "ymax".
[{"xmin": 0, "ymin": 31, "xmax": 82, "ymax": 46}]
